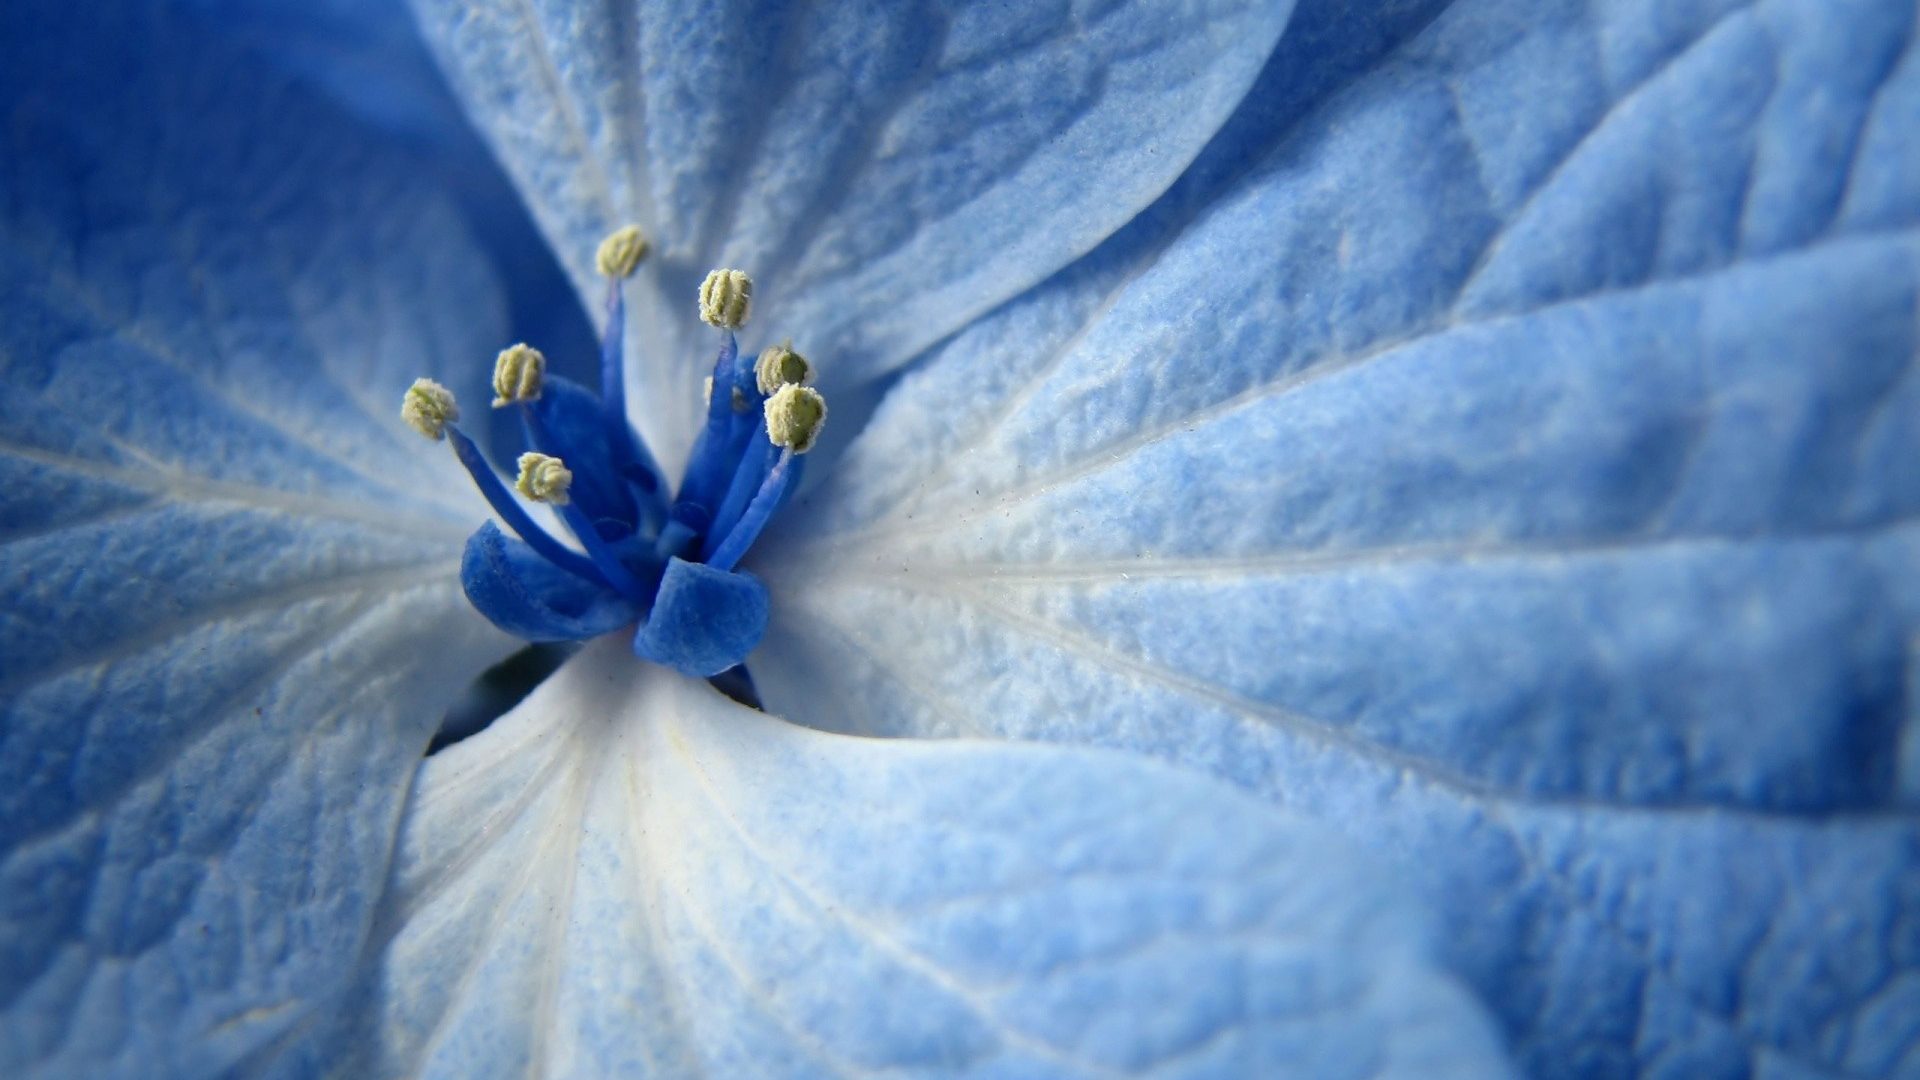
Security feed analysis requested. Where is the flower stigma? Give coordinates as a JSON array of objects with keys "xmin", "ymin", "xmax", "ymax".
[{"xmin": 400, "ymin": 226, "xmax": 826, "ymax": 681}]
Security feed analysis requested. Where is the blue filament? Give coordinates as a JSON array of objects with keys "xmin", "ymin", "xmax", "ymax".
[
  {"xmin": 706, "ymin": 449, "xmax": 800, "ymax": 573},
  {"xmin": 673, "ymin": 333, "xmax": 747, "ymax": 519},
  {"xmin": 702, "ymin": 435, "xmax": 778, "ymax": 559},
  {"xmin": 555, "ymin": 500, "xmax": 651, "ymax": 601},
  {"xmin": 595, "ymin": 280, "xmax": 666, "ymax": 512},
  {"xmin": 446, "ymin": 426, "xmax": 607, "ymax": 588}
]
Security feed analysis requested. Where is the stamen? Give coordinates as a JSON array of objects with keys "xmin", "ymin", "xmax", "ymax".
[
  {"xmin": 511, "ymin": 447, "xmax": 654, "ymax": 599},
  {"xmin": 754, "ymin": 342, "xmax": 813, "ymax": 395},
  {"xmin": 595, "ymin": 224, "xmax": 650, "ymax": 279},
  {"xmin": 703, "ymin": 385, "xmax": 828, "ymax": 569},
  {"xmin": 672, "ymin": 330, "xmax": 746, "ymax": 519},
  {"xmin": 701, "ymin": 435, "xmax": 777, "ymax": 561},
  {"xmin": 514, "ymin": 452, "xmax": 573, "ymax": 505},
  {"xmin": 704, "ymin": 448, "xmax": 801, "ymax": 573},
  {"xmin": 433, "ymin": 233, "xmax": 823, "ymax": 660},
  {"xmin": 594, "ymin": 266, "xmax": 666, "ymax": 509},
  {"xmin": 555, "ymin": 498, "xmax": 651, "ymax": 601},
  {"xmin": 698, "ymin": 268, "xmax": 753, "ymax": 330},
  {"xmin": 400, "ymin": 378, "xmax": 458, "ymax": 440},
  {"xmin": 491, "ymin": 343, "xmax": 546, "ymax": 407},
  {"xmin": 444, "ymin": 427, "xmax": 606, "ymax": 587},
  {"xmin": 764, "ymin": 384, "xmax": 827, "ymax": 454}
]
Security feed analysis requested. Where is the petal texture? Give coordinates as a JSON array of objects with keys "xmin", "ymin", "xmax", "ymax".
[
  {"xmin": 270, "ymin": 640, "xmax": 1514, "ymax": 1079},
  {"xmin": 757, "ymin": 0, "xmax": 1920, "ymax": 1074},
  {"xmin": 410, "ymin": 0, "xmax": 1296, "ymax": 460},
  {"xmin": 0, "ymin": 4, "xmax": 514, "ymax": 1073}
]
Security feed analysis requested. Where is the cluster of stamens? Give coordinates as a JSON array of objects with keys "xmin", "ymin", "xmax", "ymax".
[{"xmin": 400, "ymin": 226, "xmax": 826, "ymax": 678}]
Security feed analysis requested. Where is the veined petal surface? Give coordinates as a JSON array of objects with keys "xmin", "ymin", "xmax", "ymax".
[
  {"xmin": 0, "ymin": 4, "xmax": 514, "ymax": 1074},
  {"xmin": 410, "ymin": 0, "xmax": 1296, "ymax": 462},
  {"xmin": 757, "ymin": 0, "xmax": 1920, "ymax": 1074},
  {"xmin": 269, "ymin": 640, "xmax": 1514, "ymax": 1079}
]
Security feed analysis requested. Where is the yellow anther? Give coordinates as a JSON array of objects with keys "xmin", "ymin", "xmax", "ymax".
[
  {"xmin": 764, "ymin": 385, "xmax": 827, "ymax": 454},
  {"xmin": 698, "ymin": 268, "xmax": 753, "ymax": 330},
  {"xmin": 754, "ymin": 342, "xmax": 813, "ymax": 395},
  {"xmin": 400, "ymin": 378, "xmax": 459, "ymax": 441},
  {"xmin": 514, "ymin": 452, "xmax": 572, "ymax": 505},
  {"xmin": 595, "ymin": 224, "xmax": 650, "ymax": 279},
  {"xmin": 491, "ymin": 343, "xmax": 546, "ymax": 407}
]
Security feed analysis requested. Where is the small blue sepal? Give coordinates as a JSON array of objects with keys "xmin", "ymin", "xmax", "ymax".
[
  {"xmin": 461, "ymin": 522, "xmax": 641, "ymax": 641},
  {"xmin": 523, "ymin": 375, "xmax": 650, "ymax": 529},
  {"xmin": 631, "ymin": 557, "xmax": 769, "ymax": 677}
]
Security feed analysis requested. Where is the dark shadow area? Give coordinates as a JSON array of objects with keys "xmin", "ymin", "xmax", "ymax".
[{"xmin": 429, "ymin": 642, "xmax": 579, "ymax": 754}]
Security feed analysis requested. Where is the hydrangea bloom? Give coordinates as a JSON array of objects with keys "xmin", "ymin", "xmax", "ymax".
[{"xmin": 3, "ymin": 1, "xmax": 1916, "ymax": 1079}]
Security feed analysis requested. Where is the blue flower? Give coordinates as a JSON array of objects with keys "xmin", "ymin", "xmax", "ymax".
[{"xmin": 3, "ymin": 1, "xmax": 1916, "ymax": 1079}]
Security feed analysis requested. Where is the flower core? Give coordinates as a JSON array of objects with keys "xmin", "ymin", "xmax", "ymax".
[{"xmin": 405, "ymin": 227, "xmax": 823, "ymax": 678}]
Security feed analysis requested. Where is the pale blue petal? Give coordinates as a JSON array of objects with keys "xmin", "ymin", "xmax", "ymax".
[
  {"xmin": 266, "ymin": 641, "xmax": 1514, "ymax": 1078},
  {"xmin": 756, "ymin": 0, "xmax": 1920, "ymax": 1074},
  {"xmin": 0, "ymin": 5, "xmax": 515, "ymax": 1073},
  {"xmin": 409, "ymin": 0, "xmax": 1297, "ymax": 463}
]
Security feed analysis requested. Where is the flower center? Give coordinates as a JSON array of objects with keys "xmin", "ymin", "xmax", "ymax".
[{"xmin": 400, "ymin": 227, "xmax": 825, "ymax": 680}]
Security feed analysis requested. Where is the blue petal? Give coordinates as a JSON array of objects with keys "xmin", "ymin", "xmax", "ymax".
[
  {"xmin": 632, "ymin": 557, "xmax": 769, "ymax": 677},
  {"xmin": 0, "ymin": 3, "xmax": 516, "ymax": 1073},
  {"xmin": 758, "ymin": 1, "xmax": 1920, "ymax": 1074},
  {"xmin": 263, "ymin": 644, "xmax": 1516, "ymax": 1077},
  {"xmin": 410, "ymin": 0, "xmax": 1299, "ymax": 460},
  {"xmin": 460, "ymin": 522, "xmax": 641, "ymax": 641},
  {"xmin": 182, "ymin": 0, "xmax": 606, "ymax": 402},
  {"xmin": 175, "ymin": 0, "xmax": 472, "ymax": 145}
]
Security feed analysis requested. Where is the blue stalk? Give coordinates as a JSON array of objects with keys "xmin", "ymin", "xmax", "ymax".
[
  {"xmin": 445, "ymin": 426, "xmax": 607, "ymax": 587},
  {"xmin": 701, "ymin": 435, "xmax": 777, "ymax": 561},
  {"xmin": 555, "ymin": 502, "xmax": 650, "ymax": 601},
  {"xmin": 597, "ymin": 279, "xmax": 667, "ymax": 513},
  {"xmin": 672, "ymin": 332, "xmax": 744, "ymax": 519},
  {"xmin": 706, "ymin": 448, "xmax": 802, "ymax": 572}
]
